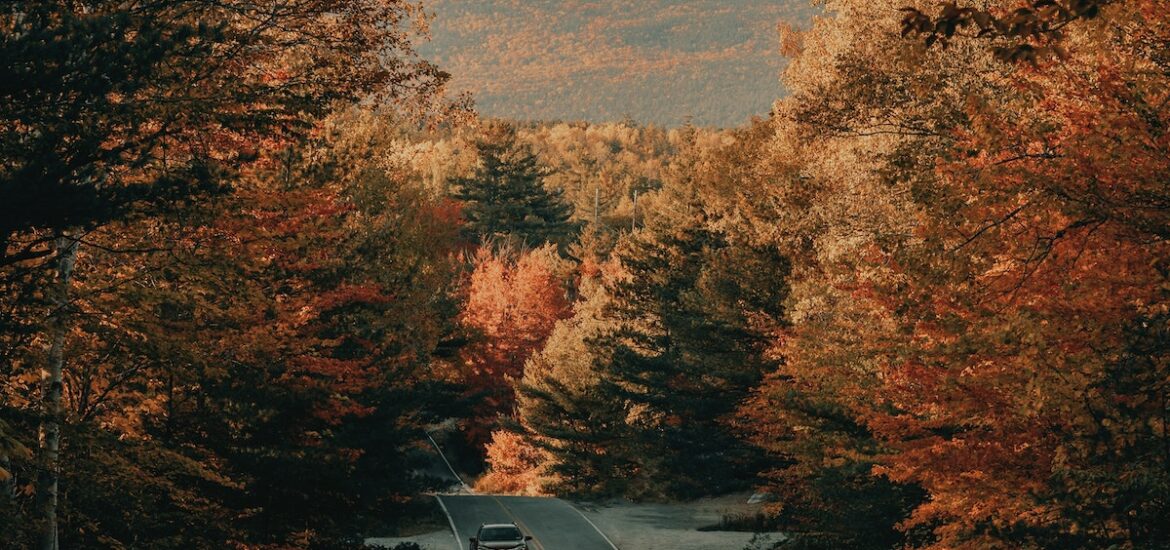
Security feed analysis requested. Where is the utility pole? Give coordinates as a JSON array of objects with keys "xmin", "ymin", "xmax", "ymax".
[
  {"xmin": 631, "ymin": 189, "xmax": 638, "ymax": 231},
  {"xmin": 594, "ymin": 186, "xmax": 600, "ymax": 225}
]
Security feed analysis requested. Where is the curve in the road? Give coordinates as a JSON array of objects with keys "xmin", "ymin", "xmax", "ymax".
[{"xmin": 437, "ymin": 494, "xmax": 618, "ymax": 550}]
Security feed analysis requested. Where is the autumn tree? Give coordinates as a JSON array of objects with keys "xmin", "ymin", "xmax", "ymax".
[
  {"xmin": 737, "ymin": 0, "xmax": 1170, "ymax": 547},
  {"xmin": 512, "ymin": 206, "xmax": 788, "ymax": 498},
  {"xmin": 457, "ymin": 244, "xmax": 572, "ymax": 453},
  {"xmin": 515, "ymin": 270, "xmax": 634, "ymax": 497},
  {"xmin": 476, "ymin": 430, "xmax": 553, "ymax": 495},
  {"xmin": 900, "ymin": 0, "xmax": 1119, "ymax": 62},
  {"xmin": 0, "ymin": 0, "xmax": 446, "ymax": 240},
  {"xmin": 517, "ymin": 121, "xmax": 672, "ymax": 232},
  {"xmin": 1, "ymin": 1, "xmax": 452, "ymax": 545},
  {"xmin": 0, "ymin": 106, "xmax": 469, "ymax": 547}
]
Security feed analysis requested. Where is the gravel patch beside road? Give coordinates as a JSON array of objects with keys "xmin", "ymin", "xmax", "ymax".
[
  {"xmin": 574, "ymin": 494, "xmax": 787, "ymax": 550},
  {"xmin": 365, "ymin": 529, "xmax": 457, "ymax": 549}
]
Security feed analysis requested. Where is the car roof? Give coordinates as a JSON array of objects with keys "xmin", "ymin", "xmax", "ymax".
[{"xmin": 480, "ymin": 523, "xmax": 519, "ymax": 529}]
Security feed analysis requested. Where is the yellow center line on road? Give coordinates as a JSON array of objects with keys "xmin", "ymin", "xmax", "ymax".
[{"xmin": 490, "ymin": 495, "xmax": 545, "ymax": 550}]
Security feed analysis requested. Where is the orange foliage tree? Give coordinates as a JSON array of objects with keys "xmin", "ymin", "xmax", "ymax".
[
  {"xmin": 0, "ymin": 110, "xmax": 468, "ymax": 547},
  {"xmin": 458, "ymin": 245, "xmax": 571, "ymax": 452},
  {"xmin": 741, "ymin": 0, "xmax": 1170, "ymax": 548},
  {"xmin": 476, "ymin": 430, "xmax": 553, "ymax": 495}
]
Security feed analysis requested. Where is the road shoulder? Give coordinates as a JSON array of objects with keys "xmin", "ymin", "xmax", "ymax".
[{"xmin": 573, "ymin": 494, "xmax": 789, "ymax": 550}]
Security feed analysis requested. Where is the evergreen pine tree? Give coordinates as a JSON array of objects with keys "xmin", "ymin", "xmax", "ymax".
[
  {"xmin": 595, "ymin": 220, "xmax": 790, "ymax": 498},
  {"xmin": 520, "ymin": 378, "xmax": 635, "ymax": 496},
  {"xmin": 516, "ymin": 214, "xmax": 790, "ymax": 498},
  {"xmin": 454, "ymin": 125, "xmax": 577, "ymax": 246}
]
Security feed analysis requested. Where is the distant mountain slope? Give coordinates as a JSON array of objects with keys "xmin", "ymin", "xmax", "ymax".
[{"xmin": 418, "ymin": 1, "xmax": 818, "ymax": 127}]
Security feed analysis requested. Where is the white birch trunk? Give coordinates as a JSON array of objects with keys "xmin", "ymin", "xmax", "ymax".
[{"xmin": 37, "ymin": 232, "xmax": 77, "ymax": 550}]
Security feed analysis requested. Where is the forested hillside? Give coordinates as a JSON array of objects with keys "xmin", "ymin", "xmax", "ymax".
[
  {"xmin": 3, "ymin": 1, "xmax": 1168, "ymax": 549},
  {"xmin": 417, "ymin": 0, "xmax": 819, "ymax": 126}
]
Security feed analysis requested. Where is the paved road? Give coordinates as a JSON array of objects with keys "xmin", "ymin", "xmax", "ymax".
[{"xmin": 438, "ymin": 494, "xmax": 618, "ymax": 550}]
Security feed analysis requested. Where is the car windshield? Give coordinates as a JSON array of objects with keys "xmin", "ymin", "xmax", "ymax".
[{"xmin": 480, "ymin": 526, "xmax": 523, "ymax": 541}]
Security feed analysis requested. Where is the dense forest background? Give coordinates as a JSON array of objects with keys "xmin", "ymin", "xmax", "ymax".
[{"xmin": 2, "ymin": 1, "xmax": 1168, "ymax": 549}]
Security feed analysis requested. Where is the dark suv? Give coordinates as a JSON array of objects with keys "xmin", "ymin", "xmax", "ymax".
[{"xmin": 469, "ymin": 522, "xmax": 533, "ymax": 549}]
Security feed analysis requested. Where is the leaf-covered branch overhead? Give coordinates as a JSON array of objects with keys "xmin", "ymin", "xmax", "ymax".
[{"xmin": 900, "ymin": 0, "xmax": 1119, "ymax": 62}]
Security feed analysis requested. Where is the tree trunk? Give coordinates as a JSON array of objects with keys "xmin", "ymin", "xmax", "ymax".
[
  {"xmin": 36, "ymin": 232, "xmax": 77, "ymax": 550},
  {"xmin": 1, "ymin": 443, "xmax": 14, "ymax": 503},
  {"xmin": 0, "ymin": 228, "xmax": 10, "ymax": 266}
]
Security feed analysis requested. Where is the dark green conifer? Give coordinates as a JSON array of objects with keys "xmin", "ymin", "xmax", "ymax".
[
  {"xmin": 453, "ymin": 125, "xmax": 577, "ymax": 246},
  {"xmin": 595, "ymin": 221, "xmax": 790, "ymax": 497}
]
